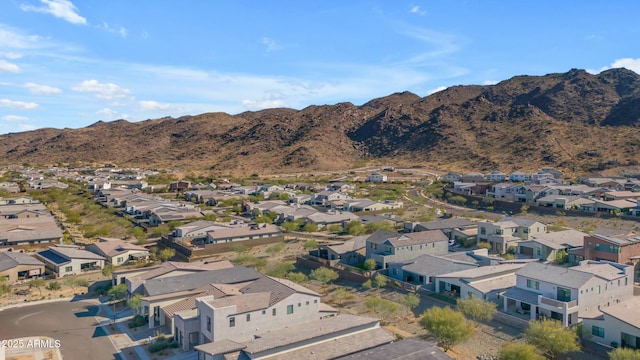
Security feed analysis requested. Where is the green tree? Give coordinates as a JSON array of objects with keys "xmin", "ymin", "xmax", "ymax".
[
  {"xmin": 362, "ymin": 279, "xmax": 373, "ymax": 289},
  {"xmin": 524, "ymin": 318, "xmax": 580, "ymax": 359},
  {"xmin": 364, "ymin": 221, "xmax": 395, "ymax": 234},
  {"xmin": 278, "ymin": 193, "xmax": 290, "ymax": 201},
  {"xmin": 129, "ymin": 227, "xmax": 147, "ymax": 242},
  {"xmin": 449, "ymin": 195, "xmax": 468, "ymax": 206},
  {"xmin": 46, "ymin": 281, "xmax": 61, "ymax": 291},
  {"xmin": 555, "ymin": 250, "xmax": 568, "ymax": 264},
  {"xmin": 520, "ymin": 204, "xmax": 530, "ymax": 214},
  {"xmin": 456, "ymin": 297, "xmax": 497, "ymax": 326},
  {"xmin": 328, "ymin": 224, "xmax": 343, "ymax": 234},
  {"xmin": 364, "ymin": 296, "xmax": 398, "ymax": 323},
  {"xmin": 303, "ymin": 239, "xmax": 318, "ymax": 250},
  {"xmin": 159, "ymin": 248, "xmax": 176, "ymax": 262},
  {"xmin": 310, "ymin": 267, "xmax": 339, "ymax": 284},
  {"xmin": 28, "ymin": 278, "xmax": 46, "ymax": 296},
  {"xmin": 302, "ymin": 222, "xmax": 318, "ymax": 232},
  {"xmin": 347, "ymin": 220, "xmax": 365, "ymax": 235},
  {"xmin": 254, "ymin": 215, "xmax": 273, "ymax": 224},
  {"xmin": 108, "ymin": 283, "xmax": 127, "ymax": 303},
  {"xmin": 419, "ymin": 306, "xmax": 474, "ymax": 352},
  {"xmin": 265, "ymin": 263, "xmax": 295, "ymax": 278},
  {"xmin": 281, "ymin": 221, "xmax": 299, "ymax": 232},
  {"xmin": 266, "ymin": 242, "xmax": 285, "ymax": 256},
  {"xmin": 363, "ymin": 258, "xmax": 377, "ymax": 271},
  {"xmin": 373, "ymin": 273, "xmax": 388, "ymax": 288},
  {"xmin": 287, "ymin": 272, "xmax": 308, "ymax": 283},
  {"xmin": 102, "ymin": 265, "xmax": 113, "ymax": 277},
  {"xmin": 610, "ymin": 347, "xmax": 640, "ymax": 360},
  {"xmin": 400, "ymin": 293, "xmax": 420, "ymax": 310},
  {"xmin": 331, "ymin": 287, "xmax": 351, "ymax": 305},
  {"xmin": 128, "ymin": 294, "xmax": 143, "ymax": 315},
  {"xmin": 498, "ymin": 343, "xmax": 545, "ymax": 360}
]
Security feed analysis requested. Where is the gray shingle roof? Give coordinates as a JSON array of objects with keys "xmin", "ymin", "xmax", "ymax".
[{"xmin": 143, "ymin": 266, "xmax": 260, "ymax": 296}]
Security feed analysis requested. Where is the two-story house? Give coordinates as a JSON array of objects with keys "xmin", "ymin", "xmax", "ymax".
[
  {"xmin": 193, "ymin": 276, "xmax": 332, "ymax": 347},
  {"xmin": 569, "ymin": 229, "xmax": 640, "ymax": 266},
  {"xmin": 517, "ymin": 229, "xmax": 586, "ymax": 261},
  {"xmin": 477, "ymin": 217, "xmax": 547, "ymax": 253},
  {"xmin": 502, "ymin": 261, "xmax": 633, "ymax": 327},
  {"xmin": 365, "ymin": 229, "xmax": 448, "ymax": 269},
  {"xmin": 310, "ymin": 191, "xmax": 350, "ymax": 206}
]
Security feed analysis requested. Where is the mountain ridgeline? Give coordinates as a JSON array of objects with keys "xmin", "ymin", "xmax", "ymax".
[{"xmin": 2, "ymin": 68, "xmax": 640, "ymax": 174}]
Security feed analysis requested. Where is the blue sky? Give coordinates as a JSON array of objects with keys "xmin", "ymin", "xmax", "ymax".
[{"xmin": 1, "ymin": 1, "xmax": 639, "ymax": 134}]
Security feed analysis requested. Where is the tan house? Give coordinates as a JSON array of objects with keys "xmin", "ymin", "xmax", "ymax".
[
  {"xmin": 0, "ymin": 250, "xmax": 45, "ymax": 284},
  {"xmin": 85, "ymin": 237, "xmax": 150, "ymax": 266}
]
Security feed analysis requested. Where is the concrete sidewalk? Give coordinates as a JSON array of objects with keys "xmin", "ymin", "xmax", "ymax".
[{"xmin": 97, "ymin": 304, "xmax": 194, "ymax": 360}]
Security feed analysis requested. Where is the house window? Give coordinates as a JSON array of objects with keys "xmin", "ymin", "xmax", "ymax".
[
  {"xmin": 298, "ymin": 303, "xmax": 301, "ymax": 307},
  {"xmin": 306, "ymin": 301, "xmax": 309, "ymax": 305},
  {"xmin": 229, "ymin": 317, "xmax": 235, "ymax": 327},
  {"xmin": 526, "ymin": 279, "xmax": 540, "ymax": 290},
  {"xmin": 287, "ymin": 305, "xmax": 294, "ymax": 315},
  {"xmin": 206, "ymin": 316, "xmax": 211, "ymax": 332},
  {"xmin": 591, "ymin": 325, "xmax": 604, "ymax": 338},
  {"xmin": 314, "ymin": 299, "xmax": 318, "ymax": 304},
  {"xmin": 480, "ymin": 228, "xmax": 486, "ymax": 235},
  {"xmin": 117, "ymin": 257, "xmax": 123, "ymax": 264},
  {"xmin": 272, "ymin": 308, "xmax": 276, "ymax": 316},
  {"xmin": 246, "ymin": 313, "xmax": 250, "ymax": 322},
  {"xmin": 65, "ymin": 266, "xmax": 72, "ymax": 272},
  {"xmin": 262, "ymin": 310, "xmax": 266, "ymax": 315}
]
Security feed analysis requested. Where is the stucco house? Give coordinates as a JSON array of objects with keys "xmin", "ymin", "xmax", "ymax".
[
  {"xmin": 581, "ymin": 296, "xmax": 640, "ymax": 349},
  {"xmin": 365, "ymin": 229, "xmax": 449, "ymax": 269},
  {"xmin": 435, "ymin": 263, "xmax": 527, "ymax": 301},
  {"xmin": 502, "ymin": 261, "xmax": 633, "ymax": 327},
  {"xmin": 569, "ymin": 229, "xmax": 640, "ymax": 266},
  {"xmin": 0, "ymin": 250, "xmax": 45, "ymax": 284},
  {"xmin": 517, "ymin": 229, "xmax": 587, "ymax": 261},
  {"xmin": 387, "ymin": 254, "xmax": 478, "ymax": 289},
  {"xmin": 85, "ymin": 237, "xmax": 149, "ymax": 266},
  {"xmin": 477, "ymin": 217, "xmax": 547, "ymax": 253},
  {"xmin": 36, "ymin": 244, "xmax": 105, "ymax": 277}
]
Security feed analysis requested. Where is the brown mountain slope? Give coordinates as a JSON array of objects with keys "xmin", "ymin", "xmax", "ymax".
[{"xmin": 1, "ymin": 68, "xmax": 640, "ymax": 175}]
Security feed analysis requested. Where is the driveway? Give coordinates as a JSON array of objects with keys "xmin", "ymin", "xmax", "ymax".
[{"xmin": 0, "ymin": 299, "xmax": 118, "ymax": 360}]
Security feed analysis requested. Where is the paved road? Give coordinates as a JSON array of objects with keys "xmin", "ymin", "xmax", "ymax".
[{"xmin": 0, "ymin": 299, "xmax": 117, "ymax": 360}]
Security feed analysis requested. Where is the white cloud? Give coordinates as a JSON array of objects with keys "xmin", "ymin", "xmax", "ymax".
[
  {"xmin": 24, "ymin": 82, "xmax": 63, "ymax": 94},
  {"xmin": 71, "ymin": 79, "xmax": 131, "ymax": 100},
  {"xmin": 262, "ymin": 37, "xmax": 280, "ymax": 53},
  {"xmin": 139, "ymin": 100, "xmax": 179, "ymax": 112},
  {"xmin": 99, "ymin": 22, "xmax": 127, "ymax": 37},
  {"xmin": 1, "ymin": 52, "xmax": 22, "ymax": 59},
  {"xmin": 410, "ymin": 6, "xmax": 427, "ymax": 15},
  {"xmin": 0, "ymin": 99, "xmax": 39, "ymax": 109},
  {"xmin": 0, "ymin": 60, "xmax": 20, "ymax": 73},
  {"xmin": 427, "ymin": 86, "xmax": 447, "ymax": 95},
  {"xmin": 2, "ymin": 115, "xmax": 29, "ymax": 121},
  {"xmin": 395, "ymin": 26, "xmax": 462, "ymax": 65},
  {"xmin": 20, "ymin": 0, "xmax": 87, "ymax": 25},
  {"xmin": 242, "ymin": 98, "xmax": 286, "ymax": 110},
  {"xmin": 483, "ymin": 80, "xmax": 498, "ymax": 85},
  {"xmin": 609, "ymin": 58, "xmax": 640, "ymax": 74}
]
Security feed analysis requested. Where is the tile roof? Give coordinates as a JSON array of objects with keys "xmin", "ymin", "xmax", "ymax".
[
  {"xmin": 600, "ymin": 296, "xmax": 640, "ymax": 328},
  {"xmin": 386, "ymin": 230, "xmax": 448, "ymax": 247},
  {"xmin": 516, "ymin": 262, "xmax": 592, "ymax": 289},
  {"xmin": 239, "ymin": 276, "xmax": 297, "ymax": 307},
  {"xmin": 364, "ymin": 230, "xmax": 399, "ymax": 245},
  {"xmin": 398, "ymin": 254, "xmax": 477, "ymax": 276},
  {"xmin": 531, "ymin": 229, "xmax": 587, "ymax": 248},
  {"xmin": 135, "ymin": 260, "xmax": 233, "ymax": 280}
]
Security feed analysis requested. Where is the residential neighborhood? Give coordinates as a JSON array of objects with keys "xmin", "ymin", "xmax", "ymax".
[{"xmin": 3, "ymin": 164, "xmax": 640, "ymax": 360}]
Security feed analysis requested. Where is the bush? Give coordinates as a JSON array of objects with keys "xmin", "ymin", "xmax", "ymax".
[
  {"xmin": 148, "ymin": 336, "xmax": 179, "ymax": 353},
  {"xmin": 128, "ymin": 315, "xmax": 146, "ymax": 328}
]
